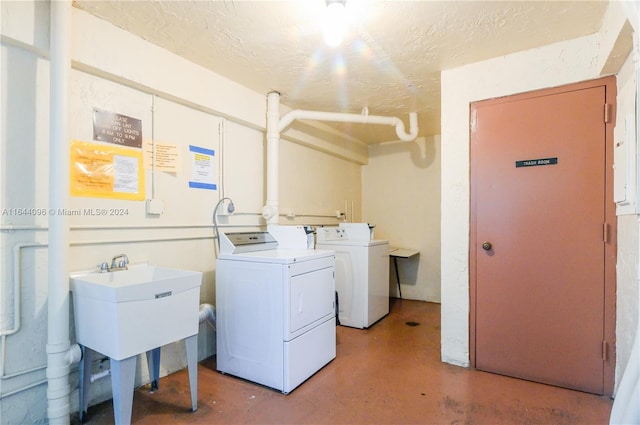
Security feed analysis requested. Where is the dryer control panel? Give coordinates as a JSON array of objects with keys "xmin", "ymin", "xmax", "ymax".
[
  {"xmin": 317, "ymin": 226, "xmax": 345, "ymax": 242},
  {"xmin": 219, "ymin": 231, "xmax": 277, "ymax": 254}
]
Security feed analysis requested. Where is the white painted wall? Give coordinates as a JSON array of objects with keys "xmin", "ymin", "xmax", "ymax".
[
  {"xmin": 279, "ymin": 139, "xmax": 362, "ymax": 226},
  {"xmin": 440, "ymin": 2, "xmax": 638, "ymax": 398},
  {"xmin": 362, "ymin": 136, "xmax": 441, "ymax": 302},
  {"xmin": 0, "ymin": 3, "xmax": 365, "ymax": 423},
  {"xmin": 614, "ymin": 48, "xmax": 640, "ymax": 391}
]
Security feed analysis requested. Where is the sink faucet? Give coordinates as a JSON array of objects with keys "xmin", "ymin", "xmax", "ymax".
[
  {"xmin": 111, "ymin": 254, "xmax": 129, "ymax": 270},
  {"xmin": 99, "ymin": 254, "xmax": 129, "ymax": 272}
]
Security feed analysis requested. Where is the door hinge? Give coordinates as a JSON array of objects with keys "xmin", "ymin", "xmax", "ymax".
[
  {"xmin": 603, "ymin": 223, "xmax": 609, "ymax": 243},
  {"xmin": 604, "ymin": 103, "xmax": 613, "ymax": 123},
  {"xmin": 602, "ymin": 341, "xmax": 609, "ymax": 361}
]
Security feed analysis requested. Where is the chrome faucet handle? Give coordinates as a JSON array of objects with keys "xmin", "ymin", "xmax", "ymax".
[{"xmin": 99, "ymin": 262, "xmax": 109, "ymax": 272}]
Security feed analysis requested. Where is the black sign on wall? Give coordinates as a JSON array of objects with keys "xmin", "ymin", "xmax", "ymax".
[
  {"xmin": 515, "ymin": 157, "xmax": 558, "ymax": 168},
  {"xmin": 93, "ymin": 108, "xmax": 142, "ymax": 148}
]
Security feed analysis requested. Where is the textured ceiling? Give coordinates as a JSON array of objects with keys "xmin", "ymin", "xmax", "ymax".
[{"xmin": 72, "ymin": 0, "xmax": 609, "ymax": 144}]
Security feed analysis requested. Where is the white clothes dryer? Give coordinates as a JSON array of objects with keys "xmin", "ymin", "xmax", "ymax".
[
  {"xmin": 216, "ymin": 227, "xmax": 336, "ymax": 393},
  {"xmin": 316, "ymin": 223, "xmax": 389, "ymax": 329}
]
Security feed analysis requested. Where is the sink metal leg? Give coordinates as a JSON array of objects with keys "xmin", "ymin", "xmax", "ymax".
[
  {"xmin": 145, "ymin": 348, "xmax": 161, "ymax": 391},
  {"xmin": 79, "ymin": 345, "xmax": 94, "ymax": 423},
  {"xmin": 184, "ymin": 335, "xmax": 198, "ymax": 412},
  {"xmin": 110, "ymin": 355, "xmax": 137, "ymax": 425}
]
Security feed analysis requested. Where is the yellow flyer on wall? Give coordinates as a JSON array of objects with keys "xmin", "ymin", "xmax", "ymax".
[{"xmin": 70, "ymin": 140, "xmax": 145, "ymax": 200}]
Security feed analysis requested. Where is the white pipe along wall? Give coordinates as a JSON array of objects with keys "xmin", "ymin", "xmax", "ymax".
[
  {"xmin": 278, "ymin": 109, "xmax": 419, "ymax": 142},
  {"xmin": 264, "ymin": 92, "xmax": 281, "ymax": 224},
  {"xmin": 47, "ymin": 2, "xmax": 81, "ymax": 424},
  {"xmin": 264, "ymin": 91, "xmax": 419, "ymax": 223}
]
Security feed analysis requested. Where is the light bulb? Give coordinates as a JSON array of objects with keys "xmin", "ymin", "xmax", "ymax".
[{"xmin": 324, "ymin": 1, "xmax": 347, "ymax": 47}]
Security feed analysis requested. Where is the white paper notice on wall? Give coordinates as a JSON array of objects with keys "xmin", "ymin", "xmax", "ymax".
[
  {"xmin": 188, "ymin": 145, "xmax": 217, "ymax": 190},
  {"xmin": 113, "ymin": 155, "xmax": 140, "ymax": 193}
]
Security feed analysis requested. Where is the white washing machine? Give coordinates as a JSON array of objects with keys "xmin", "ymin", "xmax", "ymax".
[
  {"xmin": 316, "ymin": 223, "xmax": 389, "ymax": 329},
  {"xmin": 215, "ymin": 226, "xmax": 336, "ymax": 393}
]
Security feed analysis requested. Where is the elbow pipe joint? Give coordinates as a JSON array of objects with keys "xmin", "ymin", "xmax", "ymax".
[
  {"xmin": 394, "ymin": 112, "xmax": 418, "ymax": 142},
  {"xmin": 199, "ymin": 303, "xmax": 216, "ymax": 331}
]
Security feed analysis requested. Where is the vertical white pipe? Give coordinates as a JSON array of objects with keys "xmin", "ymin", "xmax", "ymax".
[
  {"xmin": 151, "ymin": 95, "xmax": 156, "ymax": 199},
  {"xmin": 218, "ymin": 119, "xmax": 225, "ymax": 199},
  {"xmin": 47, "ymin": 1, "xmax": 72, "ymax": 423},
  {"xmin": 264, "ymin": 92, "xmax": 280, "ymax": 224},
  {"xmin": 351, "ymin": 200, "xmax": 354, "ymax": 222}
]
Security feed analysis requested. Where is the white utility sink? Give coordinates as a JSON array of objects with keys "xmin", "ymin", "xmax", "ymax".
[{"xmin": 70, "ymin": 263, "xmax": 203, "ymax": 360}]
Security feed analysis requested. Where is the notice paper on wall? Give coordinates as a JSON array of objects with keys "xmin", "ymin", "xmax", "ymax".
[
  {"xmin": 70, "ymin": 140, "xmax": 145, "ymax": 200},
  {"xmin": 143, "ymin": 140, "xmax": 180, "ymax": 173},
  {"xmin": 188, "ymin": 145, "xmax": 217, "ymax": 190}
]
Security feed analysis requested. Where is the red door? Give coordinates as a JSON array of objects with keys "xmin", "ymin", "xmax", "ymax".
[{"xmin": 470, "ymin": 78, "xmax": 616, "ymax": 395}]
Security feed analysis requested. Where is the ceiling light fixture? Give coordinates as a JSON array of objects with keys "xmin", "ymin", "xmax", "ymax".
[{"xmin": 324, "ymin": 0, "xmax": 347, "ymax": 47}]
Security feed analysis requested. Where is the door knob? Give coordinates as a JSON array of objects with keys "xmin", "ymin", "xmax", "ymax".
[{"xmin": 482, "ymin": 241, "xmax": 492, "ymax": 251}]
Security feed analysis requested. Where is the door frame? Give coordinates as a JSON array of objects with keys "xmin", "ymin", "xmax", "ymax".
[{"xmin": 469, "ymin": 76, "xmax": 617, "ymax": 396}]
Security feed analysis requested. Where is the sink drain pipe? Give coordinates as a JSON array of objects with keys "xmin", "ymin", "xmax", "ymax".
[
  {"xmin": 47, "ymin": 2, "xmax": 82, "ymax": 424},
  {"xmin": 199, "ymin": 303, "xmax": 216, "ymax": 331},
  {"xmin": 264, "ymin": 92, "xmax": 418, "ymax": 224}
]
